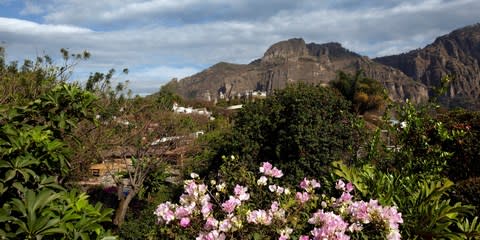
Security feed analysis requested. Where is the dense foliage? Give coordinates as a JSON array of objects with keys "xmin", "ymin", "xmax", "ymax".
[
  {"xmin": 330, "ymin": 70, "xmax": 386, "ymax": 115},
  {"xmin": 219, "ymin": 83, "xmax": 359, "ymax": 184},
  {"xmin": 2, "ymin": 46, "xmax": 480, "ymax": 239},
  {"xmin": 0, "ymin": 84, "xmax": 113, "ymax": 239}
]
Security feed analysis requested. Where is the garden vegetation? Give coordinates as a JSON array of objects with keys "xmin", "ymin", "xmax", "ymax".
[{"xmin": 1, "ymin": 47, "xmax": 479, "ymax": 239}]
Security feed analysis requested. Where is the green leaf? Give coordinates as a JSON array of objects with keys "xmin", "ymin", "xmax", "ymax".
[
  {"xmin": 0, "ymin": 160, "xmax": 11, "ymax": 168},
  {"xmin": 5, "ymin": 169, "xmax": 16, "ymax": 182},
  {"xmin": 12, "ymin": 182, "xmax": 25, "ymax": 192}
]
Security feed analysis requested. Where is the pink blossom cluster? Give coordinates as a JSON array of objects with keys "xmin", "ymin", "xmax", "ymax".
[
  {"xmin": 259, "ymin": 162, "xmax": 284, "ymax": 178},
  {"xmin": 299, "ymin": 180, "xmax": 402, "ymax": 240},
  {"xmin": 308, "ymin": 210, "xmax": 350, "ymax": 240},
  {"xmin": 304, "ymin": 200, "xmax": 402, "ymax": 240},
  {"xmin": 296, "ymin": 191, "xmax": 310, "ymax": 204},
  {"xmin": 335, "ymin": 179, "xmax": 354, "ymax": 193},
  {"xmin": 247, "ymin": 201, "xmax": 286, "ymax": 225},
  {"xmin": 347, "ymin": 199, "xmax": 403, "ymax": 240},
  {"xmin": 300, "ymin": 178, "xmax": 321, "ymax": 192},
  {"xmin": 269, "ymin": 184, "xmax": 288, "ymax": 195},
  {"xmin": 155, "ymin": 160, "xmax": 403, "ymax": 240}
]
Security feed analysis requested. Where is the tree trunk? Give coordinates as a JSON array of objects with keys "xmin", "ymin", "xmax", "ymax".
[{"xmin": 113, "ymin": 189, "xmax": 136, "ymax": 226}]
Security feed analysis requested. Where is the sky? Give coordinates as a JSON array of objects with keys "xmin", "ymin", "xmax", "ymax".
[{"xmin": 1, "ymin": 0, "xmax": 479, "ymax": 95}]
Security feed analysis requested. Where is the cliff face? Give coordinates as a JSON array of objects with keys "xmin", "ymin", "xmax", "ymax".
[
  {"xmin": 172, "ymin": 38, "xmax": 429, "ymax": 104},
  {"xmin": 375, "ymin": 24, "xmax": 480, "ymax": 109}
]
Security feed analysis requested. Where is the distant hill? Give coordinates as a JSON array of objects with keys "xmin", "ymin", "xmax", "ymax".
[
  {"xmin": 375, "ymin": 23, "xmax": 480, "ymax": 109},
  {"xmin": 166, "ymin": 23, "xmax": 480, "ymax": 109}
]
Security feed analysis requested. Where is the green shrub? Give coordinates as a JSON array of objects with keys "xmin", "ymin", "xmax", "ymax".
[
  {"xmin": 333, "ymin": 161, "xmax": 480, "ymax": 238},
  {"xmin": 436, "ymin": 110, "xmax": 480, "ymax": 181},
  {"xmin": 219, "ymin": 83, "xmax": 361, "ymax": 185},
  {"xmin": 451, "ymin": 177, "xmax": 480, "ymax": 217},
  {"xmin": 119, "ymin": 203, "xmax": 160, "ymax": 240}
]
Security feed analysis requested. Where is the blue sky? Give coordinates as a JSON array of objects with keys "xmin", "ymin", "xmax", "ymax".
[{"xmin": 1, "ymin": 0, "xmax": 479, "ymax": 95}]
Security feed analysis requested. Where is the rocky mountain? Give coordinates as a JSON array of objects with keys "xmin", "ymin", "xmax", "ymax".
[
  {"xmin": 374, "ymin": 23, "xmax": 480, "ymax": 109},
  {"xmin": 169, "ymin": 38, "xmax": 428, "ymax": 104}
]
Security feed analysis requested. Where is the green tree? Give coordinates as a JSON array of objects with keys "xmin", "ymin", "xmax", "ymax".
[
  {"xmin": 152, "ymin": 83, "xmax": 184, "ymax": 111},
  {"xmin": 0, "ymin": 84, "xmax": 114, "ymax": 239},
  {"xmin": 83, "ymin": 92, "xmax": 200, "ymax": 226},
  {"xmin": 219, "ymin": 83, "xmax": 359, "ymax": 184},
  {"xmin": 0, "ymin": 48, "xmax": 90, "ymax": 106},
  {"xmin": 0, "ymin": 49, "xmax": 114, "ymax": 239},
  {"xmin": 331, "ymin": 70, "xmax": 386, "ymax": 114}
]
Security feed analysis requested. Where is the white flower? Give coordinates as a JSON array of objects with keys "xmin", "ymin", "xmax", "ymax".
[
  {"xmin": 257, "ymin": 176, "xmax": 268, "ymax": 186},
  {"xmin": 190, "ymin": 172, "xmax": 200, "ymax": 179},
  {"xmin": 216, "ymin": 183, "xmax": 226, "ymax": 192}
]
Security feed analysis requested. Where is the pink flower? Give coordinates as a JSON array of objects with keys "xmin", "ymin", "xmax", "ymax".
[
  {"xmin": 270, "ymin": 167, "xmax": 284, "ymax": 178},
  {"xmin": 270, "ymin": 201, "xmax": 279, "ymax": 212},
  {"xmin": 296, "ymin": 192, "xmax": 310, "ymax": 204},
  {"xmin": 387, "ymin": 230, "xmax": 402, "ymax": 240},
  {"xmin": 197, "ymin": 230, "xmax": 226, "ymax": 240},
  {"xmin": 180, "ymin": 217, "xmax": 191, "ymax": 228},
  {"xmin": 336, "ymin": 179, "xmax": 346, "ymax": 191},
  {"xmin": 221, "ymin": 196, "xmax": 240, "ymax": 214},
  {"xmin": 347, "ymin": 201, "xmax": 370, "ymax": 223},
  {"xmin": 175, "ymin": 206, "xmax": 191, "ymax": 218},
  {"xmin": 154, "ymin": 202, "xmax": 176, "ymax": 224},
  {"xmin": 247, "ymin": 210, "xmax": 273, "ymax": 225},
  {"xmin": 311, "ymin": 179, "xmax": 321, "ymax": 189},
  {"xmin": 346, "ymin": 182, "xmax": 354, "ymax": 193},
  {"xmin": 201, "ymin": 202, "xmax": 213, "ymax": 218},
  {"xmin": 299, "ymin": 178, "xmax": 321, "ymax": 192},
  {"xmin": 260, "ymin": 162, "xmax": 283, "ymax": 178},
  {"xmin": 308, "ymin": 210, "xmax": 349, "ymax": 239},
  {"xmin": 268, "ymin": 184, "xmax": 285, "ymax": 195},
  {"xmin": 338, "ymin": 192, "xmax": 353, "ymax": 203},
  {"xmin": 348, "ymin": 223, "xmax": 363, "ymax": 232},
  {"xmin": 300, "ymin": 178, "xmax": 309, "ymax": 189},
  {"xmin": 185, "ymin": 180, "xmax": 197, "ymax": 195},
  {"xmin": 219, "ymin": 218, "xmax": 233, "ymax": 232},
  {"xmin": 234, "ymin": 185, "xmax": 250, "ymax": 201},
  {"xmin": 268, "ymin": 201, "xmax": 286, "ymax": 220},
  {"xmin": 204, "ymin": 217, "xmax": 219, "ymax": 230},
  {"xmin": 259, "ymin": 162, "xmax": 273, "ymax": 173},
  {"xmin": 299, "ymin": 236, "xmax": 310, "ymax": 240}
]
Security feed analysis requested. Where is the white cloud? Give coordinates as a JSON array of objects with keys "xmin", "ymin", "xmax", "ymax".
[
  {"xmin": 133, "ymin": 65, "xmax": 199, "ymax": 80},
  {"xmin": 1, "ymin": 0, "xmax": 479, "ymax": 95},
  {"xmin": 128, "ymin": 65, "xmax": 199, "ymax": 92},
  {"xmin": 0, "ymin": 17, "xmax": 92, "ymax": 35}
]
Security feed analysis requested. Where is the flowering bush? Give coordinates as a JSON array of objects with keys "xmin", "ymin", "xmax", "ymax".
[{"xmin": 155, "ymin": 158, "xmax": 403, "ymax": 239}]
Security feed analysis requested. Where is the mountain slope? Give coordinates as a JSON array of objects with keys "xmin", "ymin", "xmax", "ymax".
[
  {"xmin": 170, "ymin": 38, "xmax": 428, "ymax": 103},
  {"xmin": 374, "ymin": 23, "xmax": 480, "ymax": 109}
]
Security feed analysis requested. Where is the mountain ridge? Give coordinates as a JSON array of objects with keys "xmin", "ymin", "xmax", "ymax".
[
  {"xmin": 374, "ymin": 23, "xmax": 480, "ymax": 109},
  {"xmin": 167, "ymin": 23, "xmax": 480, "ymax": 109}
]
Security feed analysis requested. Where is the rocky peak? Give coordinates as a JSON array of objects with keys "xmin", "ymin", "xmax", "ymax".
[
  {"xmin": 374, "ymin": 23, "xmax": 480, "ymax": 109},
  {"xmin": 306, "ymin": 42, "xmax": 360, "ymax": 59},
  {"xmin": 261, "ymin": 38, "xmax": 308, "ymax": 63},
  {"xmin": 172, "ymin": 37, "xmax": 429, "ymax": 104},
  {"xmin": 431, "ymin": 23, "xmax": 480, "ymax": 61}
]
